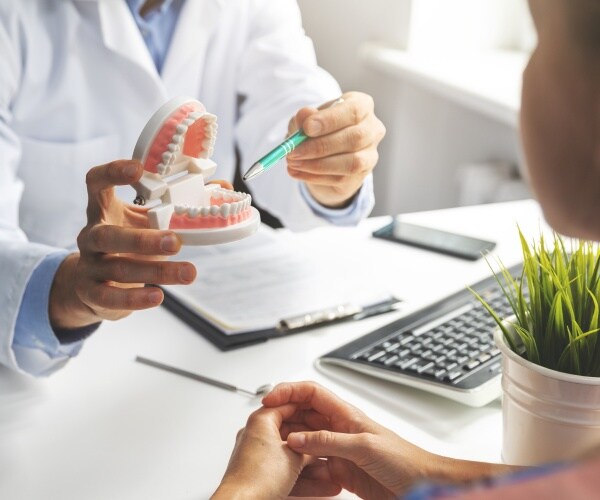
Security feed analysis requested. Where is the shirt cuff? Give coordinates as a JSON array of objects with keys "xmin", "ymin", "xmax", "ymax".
[
  {"xmin": 298, "ymin": 175, "xmax": 374, "ymax": 226},
  {"xmin": 14, "ymin": 252, "xmax": 95, "ymax": 367}
]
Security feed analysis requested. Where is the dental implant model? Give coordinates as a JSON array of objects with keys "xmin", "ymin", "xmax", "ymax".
[{"xmin": 132, "ymin": 96, "xmax": 260, "ymax": 245}]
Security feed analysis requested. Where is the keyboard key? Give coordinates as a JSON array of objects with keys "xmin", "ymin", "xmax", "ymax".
[
  {"xmin": 383, "ymin": 355, "xmax": 400, "ymax": 366},
  {"xmin": 399, "ymin": 334, "xmax": 415, "ymax": 345},
  {"xmin": 384, "ymin": 342, "xmax": 401, "ymax": 352},
  {"xmin": 367, "ymin": 350, "xmax": 386, "ymax": 362},
  {"xmin": 396, "ymin": 357, "xmax": 418, "ymax": 370},
  {"xmin": 444, "ymin": 371, "xmax": 462, "ymax": 382},
  {"xmin": 478, "ymin": 353, "xmax": 492, "ymax": 363},
  {"xmin": 465, "ymin": 360, "xmax": 480, "ymax": 370},
  {"xmin": 420, "ymin": 366, "xmax": 437, "ymax": 377}
]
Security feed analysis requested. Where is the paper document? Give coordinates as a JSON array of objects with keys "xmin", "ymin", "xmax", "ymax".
[{"xmin": 164, "ymin": 225, "xmax": 398, "ymax": 334}]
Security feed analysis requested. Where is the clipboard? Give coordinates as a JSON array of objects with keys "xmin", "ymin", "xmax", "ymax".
[
  {"xmin": 162, "ymin": 287, "xmax": 401, "ymax": 350},
  {"xmin": 159, "ymin": 224, "xmax": 403, "ymax": 350}
]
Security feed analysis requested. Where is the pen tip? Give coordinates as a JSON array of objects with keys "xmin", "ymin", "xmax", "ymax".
[{"xmin": 243, "ymin": 163, "xmax": 264, "ymax": 182}]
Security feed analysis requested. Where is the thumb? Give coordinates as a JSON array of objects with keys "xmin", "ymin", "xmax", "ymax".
[
  {"xmin": 289, "ymin": 107, "xmax": 319, "ymax": 135},
  {"xmin": 287, "ymin": 430, "xmax": 367, "ymax": 464}
]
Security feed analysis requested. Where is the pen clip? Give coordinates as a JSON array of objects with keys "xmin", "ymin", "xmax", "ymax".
[
  {"xmin": 277, "ymin": 295, "xmax": 401, "ymax": 332},
  {"xmin": 278, "ymin": 303, "xmax": 362, "ymax": 332}
]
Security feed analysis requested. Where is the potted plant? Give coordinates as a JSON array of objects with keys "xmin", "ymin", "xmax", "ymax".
[{"xmin": 473, "ymin": 229, "xmax": 600, "ymax": 466}]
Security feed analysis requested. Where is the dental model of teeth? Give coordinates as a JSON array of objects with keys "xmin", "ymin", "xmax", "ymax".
[{"xmin": 132, "ymin": 96, "xmax": 260, "ymax": 245}]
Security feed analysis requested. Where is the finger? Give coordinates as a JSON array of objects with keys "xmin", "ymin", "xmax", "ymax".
[
  {"xmin": 290, "ymin": 477, "xmax": 342, "ymax": 497},
  {"xmin": 280, "ymin": 423, "xmax": 315, "ymax": 439},
  {"xmin": 280, "ymin": 408, "xmax": 331, "ymax": 439},
  {"xmin": 289, "ymin": 106, "xmax": 319, "ymax": 135},
  {"xmin": 287, "ymin": 149, "xmax": 378, "ymax": 177},
  {"xmin": 79, "ymin": 225, "xmax": 181, "ymax": 255},
  {"xmin": 86, "ymin": 160, "xmax": 142, "ymax": 220},
  {"xmin": 79, "ymin": 282, "xmax": 164, "ymax": 311},
  {"xmin": 246, "ymin": 403, "xmax": 299, "ymax": 430},
  {"xmin": 262, "ymin": 382, "xmax": 362, "ymax": 424},
  {"xmin": 302, "ymin": 93, "xmax": 374, "ymax": 137},
  {"xmin": 290, "ymin": 459, "xmax": 342, "ymax": 497},
  {"xmin": 287, "ymin": 431, "xmax": 372, "ymax": 465},
  {"xmin": 92, "ymin": 256, "xmax": 196, "ymax": 285},
  {"xmin": 208, "ymin": 179, "xmax": 234, "ymax": 190},
  {"xmin": 288, "ymin": 122, "xmax": 379, "ymax": 161}
]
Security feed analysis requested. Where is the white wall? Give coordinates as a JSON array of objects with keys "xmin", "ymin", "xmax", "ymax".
[{"xmin": 297, "ymin": 0, "xmax": 529, "ymax": 216}]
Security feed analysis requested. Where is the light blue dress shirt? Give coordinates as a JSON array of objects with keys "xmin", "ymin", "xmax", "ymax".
[{"xmin": 13, "ymin": 0, "xmax": 373, "ymax": 375}]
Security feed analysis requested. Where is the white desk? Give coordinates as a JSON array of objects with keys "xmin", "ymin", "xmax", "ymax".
[{"xmin": 0, "ymin": 200, "xmax": 549, "ymax": 499}]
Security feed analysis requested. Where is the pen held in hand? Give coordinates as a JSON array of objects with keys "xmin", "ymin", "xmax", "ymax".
[{"xmin": 242, "ymin": 96, "xmax": 344, "ymax": 181}]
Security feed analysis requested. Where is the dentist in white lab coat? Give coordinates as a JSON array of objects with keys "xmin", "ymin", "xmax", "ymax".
[{"xmin": 0, "ymin": 0, "xmax": 385, "ymax": 376}]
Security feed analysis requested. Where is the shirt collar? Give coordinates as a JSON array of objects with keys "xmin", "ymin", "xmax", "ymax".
[{"xmin": 125, "ymin": 0, "xmax": 176, "ymax": 17}]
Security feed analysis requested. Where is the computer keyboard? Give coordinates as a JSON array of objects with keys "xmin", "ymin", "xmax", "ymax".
[{"xmin": 317, "ymin": 263, "xmax": 523, "ymax": 407}]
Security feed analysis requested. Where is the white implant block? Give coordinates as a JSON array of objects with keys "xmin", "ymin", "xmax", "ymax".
[
  {"xmin": 148, "ymin": 203, "xmax": 175, "ymax": 230},
  {"xmin": 163, "ymin": 173, "xmax": 205, "ymax": 206},
  {"xmin": 187, "ymin": 158, "xmax": 217, "ymax": 178},
  {"xmin": 133, "ymin": 172, "xmax": 168, "ymax": 201}
]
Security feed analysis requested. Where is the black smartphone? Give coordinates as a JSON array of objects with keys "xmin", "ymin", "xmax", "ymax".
[{"xmin": 372, "ymin": 219, "xmax": 496, "ymax": 261}]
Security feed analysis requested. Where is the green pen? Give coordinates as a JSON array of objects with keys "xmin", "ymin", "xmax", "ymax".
[{"xmin": 242, "ymin": 97, "xmax": 344, "ymax": 181}]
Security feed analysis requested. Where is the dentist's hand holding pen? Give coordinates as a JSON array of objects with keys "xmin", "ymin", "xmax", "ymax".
[{"xmin": 286, "ymin": 92, "xmax": 386, "ymax": 209}]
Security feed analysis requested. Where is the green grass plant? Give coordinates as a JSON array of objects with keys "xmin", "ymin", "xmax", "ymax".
[{"xmin": 472, "ymin": 228, "xmax": 600, "ymax": 376}]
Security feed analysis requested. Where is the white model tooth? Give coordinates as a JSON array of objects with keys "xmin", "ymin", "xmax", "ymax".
[
  {"xmin": 188, "ymin": 207, "xmax": 199, "ymax": 217},
  {"xmin": 168, "ymin": 143, "xmax": 178, "ymax": 152},
  {"xmin": 212, "ymin": 190, "xmax": 222, "ymax": 200},
  {"xmin": 231, "ymin": 202, "xmax": 240, "ymax": 215},
  {"xmin": 201, "ymin": 206, "xmax": 210, "ymax": 217},
  {"xmin": 176, "ymin": 124, "xmax": 187, "ymax": 134},
  {"xmin": 203, "ymin": 113, "xmax": 217, "ymax": 123},
  {"xmin": 208, "ymin": 147, "xmax": 214, "ymax": 157},
  {"xmin": 162, "ymin": 152, "xmax": 171, "ymax": 162},
  {"xmin": 157, "ymin": 162, "xmax": 166, "ymax": 174},
  {"xmin": 172, "ymin": 134, "xmax": 183, "ymax": 144},
  {"xmin": 220, "ymin": 203, "xmax": 231, "ymax": 218},
  {"xmin": 222, "ymin": 192, "xmax": 232, "ymax": 203},
  {"xmin": 202, "ymin": 139, "xmax": 212, "ymax": 149},
  {"xmin": 188, "ymin": 111, "xmax": 204, "ymax": 120},
  {"xmin": 183, "ymin": 118, "xmax": 194, "ymax": 126},
  {"xmin": 210, "ymin": 205, "xmax": 219, "ymax": 216},
  {"xmin": 175, "ymin": 205, "xmax": 186, "ymax": 215}
]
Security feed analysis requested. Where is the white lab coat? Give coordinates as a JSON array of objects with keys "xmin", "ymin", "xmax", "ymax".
[{"xmin": 0, "ymin": 0, "xmax": 344, "ymax": 373}]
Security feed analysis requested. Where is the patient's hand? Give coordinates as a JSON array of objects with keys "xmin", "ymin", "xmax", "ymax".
[
  {"xmin": 212, "ymin": 403, "xmax": 341, "ymax": 499},
  {"xmin": 263, "ymin": 381, "xmax": 520, "ymax": 499}
]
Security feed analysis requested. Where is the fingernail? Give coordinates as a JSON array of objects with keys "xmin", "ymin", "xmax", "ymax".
[
  {"xmin": 178, "ymin": 265, "xmax": 195, "ymax": 283},
  {"xmin": 287, "ymin": 433, "xmax": 306, "ymax": 448},
  {"xmin": 160, "ymin": 234, "xmax": 179, "ymax": 253},
  {"xmin": 125, "ymin": 163, "xmax": 139, "ymax": 179},
  {"xmin": 306, "ymin": 119, "xmax": 322, "ymax": 135},
  {"xmin": 148, "ymin": 289, "xmax": 163, "ymax": 304}
]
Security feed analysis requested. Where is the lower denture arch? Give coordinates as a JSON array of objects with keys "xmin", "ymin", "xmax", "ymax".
[{"xmin": 169, "ymin": 188, "xmax": 252, "ymax": 229}]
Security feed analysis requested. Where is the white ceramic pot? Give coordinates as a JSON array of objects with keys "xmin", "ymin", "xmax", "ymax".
[{"xmin": 495, "ymin": 325, "xmax": 600, "ymax": 466}]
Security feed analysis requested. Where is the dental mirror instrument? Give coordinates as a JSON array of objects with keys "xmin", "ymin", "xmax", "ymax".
[{"xmin": 135, "ymin": 356, "xmax": 274, "ymax": 397}]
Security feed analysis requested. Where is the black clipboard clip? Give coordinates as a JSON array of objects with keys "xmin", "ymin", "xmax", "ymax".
[{"xmin": 162, "ymin": 288, "xmax": 401, "ymax": 351}]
